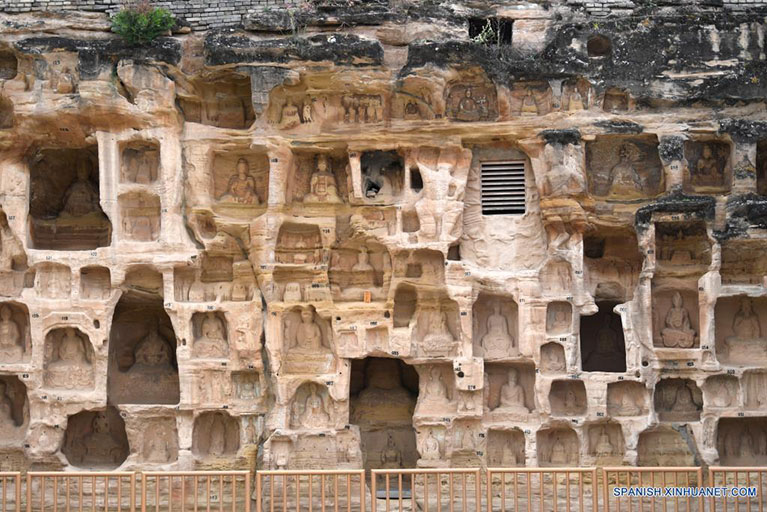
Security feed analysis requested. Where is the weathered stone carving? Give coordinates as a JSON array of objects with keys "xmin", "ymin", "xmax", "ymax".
[
  {"xmin": 44, "ymin": 328, "xmax": 94, "ymax": 390},
  {"xmin": 445, "ymin": 80, "xmax": 497, "ymax": 122},
  {"xmin": 654, "ymin": 379, "xmax": 702, "ymax": 422},
  {"xmin": 62, "ymin": 408, "xmax": 129, "ymax": 468},
  {"xmin": 587, "ymin": 137, "xmax": 663, "ymax": 199}
]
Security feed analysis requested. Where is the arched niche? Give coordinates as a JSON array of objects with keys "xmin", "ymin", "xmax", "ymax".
[
  {"xmin": 587, "ymin": 422, "xmax": 624, "ymax": 463},
  {"xmin": 637, "ymin": 428, "xmax": 695, "ymax": 466},
  {"xmin": 0, "ymin": 375, "xmax": 29, "ymax": 447},
  {"xmin": 606, "ymin": 381, "xmax": 648, "ymax": 417},
  {"xmin": 140, "ymin": 417, "xmax": 178, "ymax": 464},
  {"xmin": 393, "ymin": 284, "xmax": 417, "ymax": 329},
  {"xmin": 329, "ymin": 240, "xmax": 390, "ymax": 303},
  {"xmin": 211, "ymin": 151, "xmax": 269, "ymax": 212},
  {"xmin": 350, "ymin": 358, "xmax": 418, "ymax": 471},
  {"xmin": 176, "ymin": 71, "xmax": 254, "ymax": 129},
  {"xmin": 43, "ymin": 327, "xmax": 94, "ymax": 390},
  {"xmin": 80, "ymin": 266, "xmax": 111, "ymax": 300},
  {"xmin": 359, "ymin": 150, "xmax": 405, "ymax": 204},
  {"xmin": 62, "ymin": 407, "xmax": 129, "ymax": 468},
  {"xmin": 286, "ymin": 151, "xmax": 349, "ymax": 206},
  {"xmin": 28, "ymin": 146, "xmax": 111, "ymax": 250},
  {"xmin": 540, "ymin": 342, "xmax": 566, "ymax": 375},
  {"xmin": 445, "ymin": 76, "xmax": 498, "ymax": 122},
  {"xmin": 192, "ymin": 411, "xmax": 240, "ymax": 458},
  {"xmin": 414, "ymin": 297, "xmax": 460, "ymax": 358},
  {"xmin": 654, "ymin": 378, "xmax": 702, "ymax": 422},
  {"xmin": 450, "ymin": 419, "xmax": 483, "ymax": 467},
  {"xmin": 121, "ymin": 141, "xmax": 160, "ymax": 184},
  {"xmin": 485, "ymin": 363, "xmax": 535, "ymax": 417},
  {"xmin": 282, "ymin": 306, "xmax": 334, "ymax": 374},
  {"xmin": 191, "ymin": 311, "xmax": 229, "ymax": 360},
  {"xmin": 487, "ymin": 429, "xmax": 525, "ymax": 466},
  {"xmin": 549, "ymin": 380, "xmax": 587, "ymax": 417},
  {"xmin": 290, "ymin": 382, "xmax": 333, "ymax": 430},
  {"xmin": 537, "ymin": 427, "xmax": 579, "ymax": 467},
  {"xmin": 602, "ymin": 88, "xmax": 630, "ymax": 113},
  {"xmin": 34, "ymin": 263, "xmax": 71, "ymax": 299},
  {"xmin": 561, "ymin": 77, "xmax": 593, "ymax": 111},
  {"xmin": 119, "ymin": 192, "xmax": 161, "ymax": 242},
  {"xmin": 473, "ymin": 293, "xmax": 518, "ymax": 359},
  {"xmin": 510, "ymin": 80, "xmax": 553, "ymax": 116},
  {"xmin": 714, "ymin": 296, "xmax": 767, "ymax": 366},
  {"xmin": 546, "ymin": 302, "xmax": 572, "ymax": 336},
  {"xmin": 580, "ymin": 301, "xmax": 626, "ymax": 373},
  {"xmin": 704, "ymin": 375, "xmax": 738, "ymax": 409},
  {"xmin": 0, "ymin": 302, "xmax": 31, "ymax": 364},
  {"xmin": 275, "ymin": 223, "xmax": 323, "ymax": 265},
  {"xmin": 718, "ymin": 417, "xmax": 767, "ymax": 466},
  {"xmin": 108, "ymin": 292, "xmax": 179, "ymax": 405}
]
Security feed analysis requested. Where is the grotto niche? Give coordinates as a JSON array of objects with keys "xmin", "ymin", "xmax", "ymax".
[
  {"xmin": 62, "ymin": 408, "xmax": 129, "ymax": 469},
  {"xmin": 28, "ymin": 147, "xmax": 111, "ymax": 250}
]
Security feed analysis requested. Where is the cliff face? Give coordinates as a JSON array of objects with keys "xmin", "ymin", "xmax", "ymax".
[{"xmin": 0, "ymin": 0, "xmax": 765, "ymax": 472}]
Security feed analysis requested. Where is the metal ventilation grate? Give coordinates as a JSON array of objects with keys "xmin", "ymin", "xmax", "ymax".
[{"xmin": 480, "ymin": 160, "xmax": 526, "ymax": 215}]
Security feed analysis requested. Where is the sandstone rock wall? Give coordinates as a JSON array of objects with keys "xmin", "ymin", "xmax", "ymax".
[{"xmin": 0, "ymin": 0, "xmax": 764, "ymax": 472}]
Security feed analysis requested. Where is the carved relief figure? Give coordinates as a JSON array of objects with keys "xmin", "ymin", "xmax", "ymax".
[
  {"xmin": 60, "ymin": 160, "xmax": 100, "ymax": 219},
  {"xmin": 67, "ymin": 412, "xmax": 128, "ymax": 466},
  {"xmin": 280, "ymin": 99, "xmax": 301, "ymax": 129},
  {"xmin": 607, "ymin": 143, "xmax": 643, "ymax": 196},
  {"xmin": 446, "ymin": 82, "xmax": 497, "ymax": 122},
  {"xmin": 304, "ymin": 155, "xmax": 342, "ymax": 204},
  {"xmin": 660, "ymin": 292, "xmax": 697, "ymax": 348},
  {"xmin": 45, "ymin": 328, "xmax": 93, "ymax": 389},
  {"xmin": 422, "ymin": 309, "xmax": 455, "ymax": 354},
  {"xmin": 494, "ymin": 368, "xmax": 529, "ymax": 414},
  {"xmin": 0, "ymin": 381, "xmax": 21, "ymax": 438},
  {"xmin": 687, "ymin": 143, "xmax": 729, "ymax": 189},
  {"xmin": 420, "ymin": 429, "xmax": 441, "ymax": 460},
  {"xmin": 724, "ymin": 298, "xmax": 764, "ymax": 359},
  {"xmin": 381, "ymin": 433, "xmax": 402, "ymax": 468},
  {"xmin": 656, "ymin": 380, "xmax": 701, "ymax": 421},
  {"xmin": 144, "ymin": 424, "xmax": 174, "ymax": 463},
  {"xmin": 549, "ymin": 435, "xmax": 569, "ymax": 465},
  {"xmin": 0, "ymin": 306, "xmax": 22, "ymax": 362},
  {"xmin": 594, "ymin": 427, "xmax": 615, "ymax": 457},
  {"xmin": 418, "ymin": 367, "xmax": 451, "ymax": 415},
  {"xmin": 291, "ymin": 307, "xmax": 325, "ymax": 351},
  {"xmin": 218, "ymin": 158, "xmax": 259, "ymax": 204},
  {"xmin": 481, "ymin": 304, "xmax": 514, "ymax": 356},
  {"xmin": 194, "ymin": 312, "xmax": 228, "ymax": 359},
  {"xmin": 297, "ymin": 384, "xmax": 330, "ymax": 429}
]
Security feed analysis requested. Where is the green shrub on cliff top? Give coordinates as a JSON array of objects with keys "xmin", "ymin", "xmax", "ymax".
[{"xmin": 111, "ymin": 1, "xmax": 175, "ymax": 46}]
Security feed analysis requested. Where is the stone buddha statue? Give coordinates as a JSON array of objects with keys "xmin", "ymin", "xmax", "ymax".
[
  {"xmin": 481, "ymin": 303, "xmax": 514, "ymax": 356},
  {"xmin": 495, "ymin": 368, "xmax": 529, "ymax": 414},
  {"xmin": 304, "ymin": 155, "xmax": 341, "ymax": 204},
  {"xmin": 218, "ymin": 158, "xmax": 259, "ymax": 204},
  {"xmin": 617, "ymin": 392, "xmax": 641, "ymax": 416},
  {"xmin": 607, "ymin": 143, "xmax": 643, "ymax": 197},
  {"xmin": 422, "ymin": 310, "xmax": 455, "ymax": 354},
  {"xmin": 351, "ymin": 247, "xmax": 374, "ymax": 272},
  {"xmin": 420, "ymin": 429, "xmax": 440, "ymax": 460},
  {"xmin": 456, "ymin": 88, "xmax": 482, "ymax": 122},
  {"xmin": 85, "ymin": 412, "xmax": 124, "ymax": 464},
  {"xmin": 594, "ymin": 428, "xmax": 614, "ymax": 457},
  {"xmin": 661, "ymin": 292, "xmax": 696, "ymax": 348},
  {"xmin": 47, "ymin": 328, "xmax": 93, "ymax": 389},
  {"xmin": 298, "ymin": 385, "xmax": 329, "ymax": 429},
  {"xmin": 381, "ymin": 433, "xmax": 402, "ymax": 468},
  {"xmin": 521, "ymin": 88, "xmax": 538, "ymax": 115},
  {"xmin": 0, "ymin": 306, "xmax": 22, "ymax": 362},
  {"xmin": 280, "ymin": 99, "xmax": 301, "ymax": 129},
  {"xmin": 567, "ymin": 87, "xmax": 584, "ymax": 111},
  {"xmin": 293, "ymin": 308, "xmax": 324, "ymax": 351},
  {"xmin": 422, "ymin": 367, "xmax": 448, "ymax": 407},
  {"xmin": 563, "ymin": 389, "xmax": 580, "ymax": 415},
  {"xmin": 695, "ymin": 145, "xmax": 720, "ymax": 185},
  {"xmin": 725, "ymin": 298, "xmax": 764, "ymax": 359},
  {"xmin": 671, "ymin": 383, "xmax": 698, "ymax": 414},
  {"xmin": 351, "ymin": 359, "xmax": 415, "ymax": 425},
  {"xmin": 549, "ymin": 436, "xmax": 568, "ymax": 465},
  {"xmin": 60, "ymin": 160, "xmax": 100, "ymax": 219},
  {"xmin": 195, "ymin": 313, "xmax": 228, "ymax": 359},
  {"xmin": 125, "ymin": 322, "xmax": 177, "ymax": 399}
]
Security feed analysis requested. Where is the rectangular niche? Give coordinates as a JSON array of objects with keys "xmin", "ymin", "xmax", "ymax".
[
  {"xmin": 191, "ymin": 312, "xmax": 229, "ymax": 360},
  {"xmin": 587, "ymin": 423, "xmax": 624, "ymax": 463},
  {"xmin": 0, "ymin": 302, "xmax": 31, "ymax": 363},
  {"xmin": 177, "ymin": 72, "xmax": 254, "ymax": 129},
  {"xmin": 359, "ymin": 150, "xmax": 405, "ymax": 204},
  {"xmin": 721, "ymin": 240, "xmax": 767, "ymax": 285},
  {"xmin": 28, "ymin": 146, "xmax": 111, "ymax": 250},
  {"xmin": 652, "ymin": 284, "xmax": 700, "ymax": 349},
  {"xmin": 275, "ymin": 223, "xmax": 323, "ymax": 265},
  {"xmin": 537, "ymin": 427, "xmax": 579, "ymax": 466},
  {"xmin": 211, "ymin": 151, "xmax": 269, "ymax": 214},
  {"xmin": 472, "ymin": 293, "xmax": 518, "ymax": 359},
  {"xmin": 119, "ymin": 192, "xmax": 161, "ymax": 242},
  {"xmin": 742, "ymin": 371, "xmax": 767, "ymax": 410},
  {"xmin": 328, "ymin": 242, "xmax": 389, "ymax": 303},
  {"xmin": 0, "ymin": 375, "xmax": 28, "ymax": 445},
  {"xmin": 546, "ymin": 302, "xmax": 573, "ymax": 336},
  {"xmin": 715, "ymin": 296, "xmax": 767, "ymax": 366},
  {"xmin": 584, "ymin": 227, "xmax": 641, "ymax": 301},
  {"xmin": 606, "ymin": 381, "xmax": 648, "ymax": 417},
  {"xmin": 80, "ymin": 266, "xmax": 111, "ymax": 301},
  {"xmin": 586, "ymin": 136, "xmax": 663, "ymax": 200},
  {"xmin": 684, "ymin": 140, "xmax": 731, "ymax": 194},
  {"xmin": 487, "ymin": 429, "xmax": 525, "ymax": 466},
  {"xmin": 655, "ymin": 221, "xmax": 711, "ymax": 273},
  {"xmin": 414, "ymin": 297, "xmax": 461, "ymax": 358},
  {"xmin": 718, "ymin": 417, "xmax": 767, "ymax": 466},
  {"xmin": 485, "ymin": 363, "xmax": 535, "ymax": 418},
  {"xmin": 654, "ymin": 378, "xmax": 702, "ymax": 422},
  {"xmin": 121, "ymin": 141, "xmax": 159, "ymax": 184},
  {"xmin": 273, "ymin": 268, "xmax": 327, "ymax": 303},
  {"xmin": 549, "ymin": 380, "xmax": 587, "ymax": 417},
  {"xmin": 580, "ymin": 301, "xmax": 626, "ymax": 373},
  {"xmin": 287, "ymin": 151, "xmax": 349, "ymax": 205},
  {"xmin": 43, "ymin": 328, "xmax": 94, "ymax": 390},
  {"xmin": 758, "ymin": 139, "xmax": 767, "ymax": 196},
  {"xmin": 637, "ymin": 428, "xmax": 695, "ymax": 466},
  {"xmin": 34, "ymin": 263, "xmax": 71, "ymax": 299}
]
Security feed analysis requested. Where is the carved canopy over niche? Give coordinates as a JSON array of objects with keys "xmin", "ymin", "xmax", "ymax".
[
  {"xmin": 176, "ymin": 72, "xmax": 254, "ymax": 129},
  {"xmin": 28, "ymin": 146, "xmax": 111, "ymax": 250},
  {"xmin": 286, "ymin": 151, "xmax": 349, "ymax": 205},
  {"xmin": 211, "ymin": 151, "xmax": 269, "ymax": 209},
  {"xmin": 62, "ymin": 407, "xmax": 129, "ymax": 469},
  {"xmin": 586, "ymin": 136, "xmax": 663, "ymax": 200}
]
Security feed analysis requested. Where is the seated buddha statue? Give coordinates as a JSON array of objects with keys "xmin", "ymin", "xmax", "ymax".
[
  {"xmin": 304, "ymin": 155, "xmax": 341, "ymax": 204},
  {"xmin": 0, "ymin": 381, "xmax": 16, "ymax": 433},
  {"xmin": 194, "ymin": 313, "xmax": 228, "ymax": 359},
  {"xmin": 660, "ymin": 292, "xmax": 696, "ymax": 348},
  {"xmin": 422, "ymin": 310, "xmax": 455, "ymax": 354},
  {"xmin": 59, "ymin": 161, "xmax": 100, "ymax": 219},
  {"xmin": 298, "ymin": 386, "xmax": 329, "ymax": 429},
  {"xmin": 725, "ymin": 297, "xmax": 765, "ymax": 360},
  {"xmin": 494, "ymin": 368, "xmax": 529, "ymax": 415},
  {"xmin": 420, "ymin": 429, "xmax": 441, "ymax": 460},
  {"xmin": 46, "ymin": 328, "xmax": 93, "ymax": 389},
  {"xmin": 481, "ymin": 303, "xmax": 514, "ymax": 357},
  {"xmin": 84, "ymin": 412, "xmax": 125, "ymax": 465},
  {"xmin": 0, "ymin": 306, "xmax": 23, "ymax": 362},
  {"xmin": 218, "ymin": 158, "xmax": 259, "ymax": 205}
]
